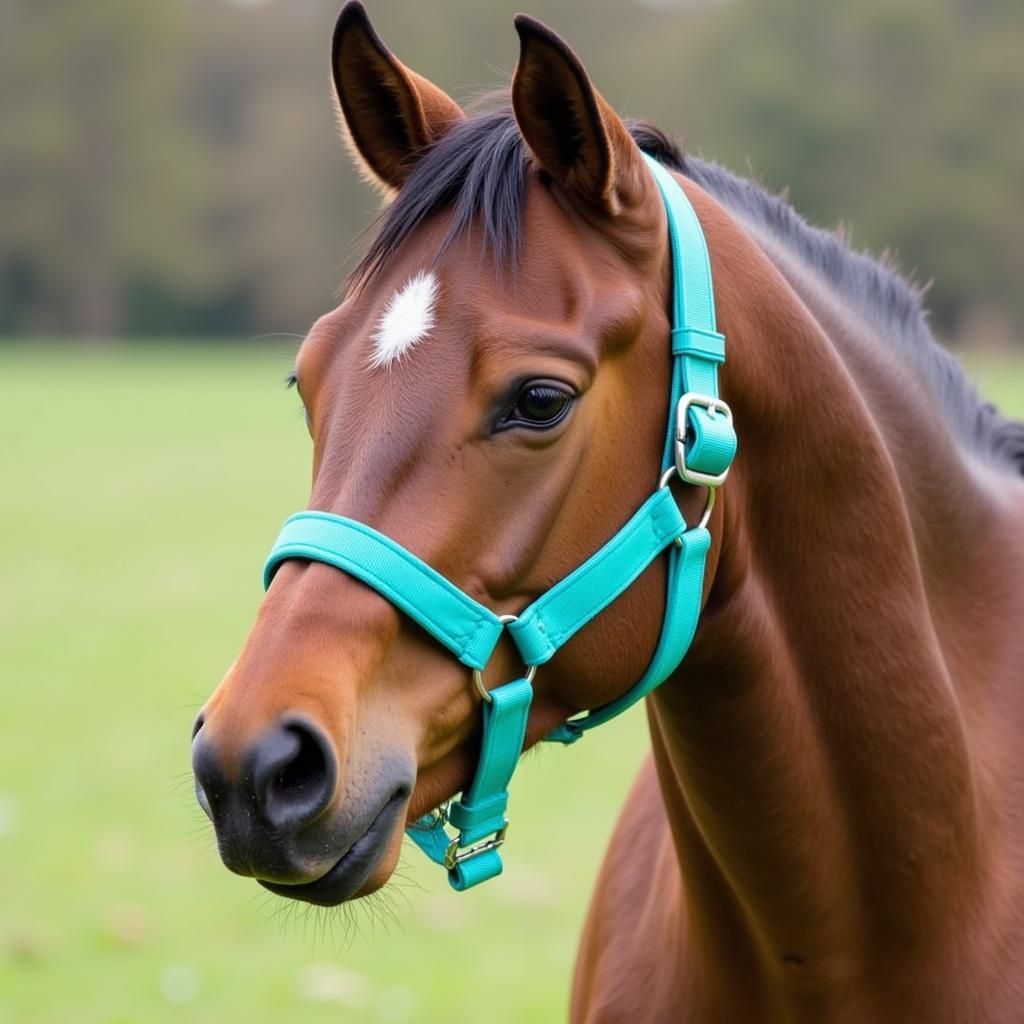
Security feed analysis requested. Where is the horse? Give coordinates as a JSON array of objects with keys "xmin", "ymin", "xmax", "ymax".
[{"xmin": 191, "ymin": 3, "xmax": 1024, "ymax": 1020}]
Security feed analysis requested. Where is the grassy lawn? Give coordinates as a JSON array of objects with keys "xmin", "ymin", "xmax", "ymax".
[{"xmin": 1, "ymin": 342, "xmax": 1021, "ymax": 1024}]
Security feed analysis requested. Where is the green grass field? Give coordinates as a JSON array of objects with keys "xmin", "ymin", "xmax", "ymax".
[{"xmin": 2, "ymin": 343, "xmax": 1022, "ymax": 1024}]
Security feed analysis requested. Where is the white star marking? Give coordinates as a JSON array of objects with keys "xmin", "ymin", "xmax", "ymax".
[{"xmin": 369, "ymin": 270, "xmax": 439, "ymax": 369}]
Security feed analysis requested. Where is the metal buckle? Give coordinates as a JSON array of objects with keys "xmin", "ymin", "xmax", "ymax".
[
  {"xmin": 472, "ymin": 614, "xmax": 537, "ymax": 704},
  {"xmin": 675, "ymin": 392, "xmax": 734, "ymax": 488},
  {"xmin": 443, "ymin": 822, "xmax": 508, "ymax": 870}
]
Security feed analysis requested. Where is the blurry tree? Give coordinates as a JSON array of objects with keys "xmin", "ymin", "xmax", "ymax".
[
  {"xmin": 0, "ymin": 0, "xmax": 1020, "ymax": 342},
  {"xmin": 0, "ymin": 1, "xmax": 208, "ymax": 334},
  {"xmin": 666, "ymin": 0, "xmax": 1024, "ymax": 341}
]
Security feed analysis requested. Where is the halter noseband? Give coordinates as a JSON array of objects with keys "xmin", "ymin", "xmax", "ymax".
[{"xmin": 263, "ymin": 154, "xmax": 737, "ymax": 891}]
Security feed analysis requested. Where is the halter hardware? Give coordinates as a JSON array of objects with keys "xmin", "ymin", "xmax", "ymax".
[
  {"xmin": 444, "ymin": 823, "xmax": 507, "ymax": 871},
  {"xmin": 472, "ymin": 613, "xmax": 536, "ymax": 703},
  {"xmin": 675, "ymin": 393, "xmax": 735, "ymax": 488},
  {"xmin": 262, "ymin": 153, "xmax": 737, "ymax": 891},
  {"xmin": 659, "ymin": 465, "xmax": 717, "ymax": 535}
]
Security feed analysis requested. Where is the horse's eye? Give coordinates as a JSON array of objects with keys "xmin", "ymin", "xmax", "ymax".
[{"xmin": 502, "ymin": 382, "xmax": 574, "ymax": 430}]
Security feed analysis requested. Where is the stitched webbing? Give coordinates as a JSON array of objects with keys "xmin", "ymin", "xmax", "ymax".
[
  {"xmin": 541, "ymin": 156, "xmax": 733, "ymax": 743},
  {"xmin": 644, "ymin": 154, "xmax": 737, "ymax": 482},
  {"xmin": 406, "ymin": 677, "xmax": 532, "ymax": 891},
  {"xmin": 507, "ymin": 488, "xmax": 685, "ymax": 666},
  {"xmin": 264, "ymin": 512, "xmax": 503, "ymax": 671}
]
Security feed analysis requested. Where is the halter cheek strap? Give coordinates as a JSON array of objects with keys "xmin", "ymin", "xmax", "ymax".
[{"xmin": 262, "ymin": 153, "xmax": 737, "ymax": 891}]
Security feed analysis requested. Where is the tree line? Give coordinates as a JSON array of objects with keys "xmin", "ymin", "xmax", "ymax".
[{"xmin": 1, "ymin": 0, "xmax": 1020, "ymax": 345}]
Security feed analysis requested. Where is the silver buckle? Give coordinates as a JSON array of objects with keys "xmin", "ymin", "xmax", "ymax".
[
  {"xmin": 443, "ymin": 822, "xmax": 508, "ymax": 870},
  {"xmin": 675, "ymin": 392, "xmax": 734, "ymax": 488}
]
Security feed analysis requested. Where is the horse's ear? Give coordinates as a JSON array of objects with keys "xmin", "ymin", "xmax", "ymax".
[
  {"xmin": 332, "ymin": 2, "xmax": 464, "ymax": 193},
  {"xmin": 511, "ymin": 15, "xmax": 647, "ymax": 215}
]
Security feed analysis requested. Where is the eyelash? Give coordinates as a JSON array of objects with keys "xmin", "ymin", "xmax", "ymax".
[
  {"xmin": 285, "ymin": 374, "xmax": 312, "ymax": 432},
  {"xmin": 496, "ymin": 381, "xmax": 576, "ymax": 431}
]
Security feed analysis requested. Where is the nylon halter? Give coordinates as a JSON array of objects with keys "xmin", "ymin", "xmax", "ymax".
[{"xmin": 263, "ymin": 153, "xmax": 737, "ymax": 891}]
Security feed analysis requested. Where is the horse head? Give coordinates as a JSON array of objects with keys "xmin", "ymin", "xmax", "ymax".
[{"xmin": 191, "ymin": 3, "xmax": 726, "ymax": 906}]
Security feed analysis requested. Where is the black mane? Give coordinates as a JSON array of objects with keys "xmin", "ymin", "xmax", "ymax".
[{"xmin": 354, "ymin": 106, "xmax": 1024, "ymax": 475}]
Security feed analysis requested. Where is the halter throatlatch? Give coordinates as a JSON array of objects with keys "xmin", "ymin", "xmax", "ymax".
[{"xmin": 263, "ymin": 154, "xmax": 737, "ymax": 891}]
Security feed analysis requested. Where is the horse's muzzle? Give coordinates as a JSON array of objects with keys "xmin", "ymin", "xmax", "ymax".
[
  {"xmin": 191, "ymin": 713, "xmax": 411, "ymax": 902},
  {"xmin": 258, "ymin": 788, "xmax": 408, "ymax": 905}
]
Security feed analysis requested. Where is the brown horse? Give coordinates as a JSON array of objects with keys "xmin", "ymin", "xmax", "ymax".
[{"xmin": 192, "ymin": 4, "xmax": 1024, "ymax": 1020}]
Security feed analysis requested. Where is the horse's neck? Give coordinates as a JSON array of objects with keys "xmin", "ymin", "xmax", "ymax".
[{"xmin": 646, "ymin": 197, "xmax": 1024, "ymax": 1014}]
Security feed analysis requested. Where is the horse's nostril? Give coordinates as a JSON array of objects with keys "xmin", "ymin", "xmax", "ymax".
[
  {"xmin": 191, "ymin": 711, "xmax": 205, "ymax": 740},
  {"xmin": 190, "ymin": 725, "xmax": 219, "ymax": 822},
  {"xmin": 270, "ymin": 724, "xmax": 329, "ymax": 807},
  {"xmin": 252, "ymin": 719, "xmax": 337, "ymax": 832}
]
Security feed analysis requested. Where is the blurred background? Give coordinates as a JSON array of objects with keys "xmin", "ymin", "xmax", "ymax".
[
  {"xmin": 3, "ymin": 0, "xmax": 1022, "ymax": 342},
  {"xmin": 1, "ymin": 1, "xmax": 1021, "ymax": 1022}
]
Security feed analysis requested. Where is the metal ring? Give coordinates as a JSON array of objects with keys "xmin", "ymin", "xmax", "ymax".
[
  {"xmin": 659, "ymin": 465, "xmax": 718, "ymax": 536},
  {"xmin": 472, "ymin": 613, "xmax": 537, "ymax": 703},
  {"xmin": 410, "ymin": 799, "xmax": 451, "ymax": 830},
  {"xmin": 697, "ymin": 485, "xmax": 716, "ymax": 531}
]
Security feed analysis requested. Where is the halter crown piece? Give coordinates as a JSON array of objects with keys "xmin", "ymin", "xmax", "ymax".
[{"xmin": 263, "ymin": 154, "xmax": 737, "ymax": 891}]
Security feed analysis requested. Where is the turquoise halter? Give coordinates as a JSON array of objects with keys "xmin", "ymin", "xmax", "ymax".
[{"xmin": 263, "ymin": 154, "xmax": 737, "ymax": 891}]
